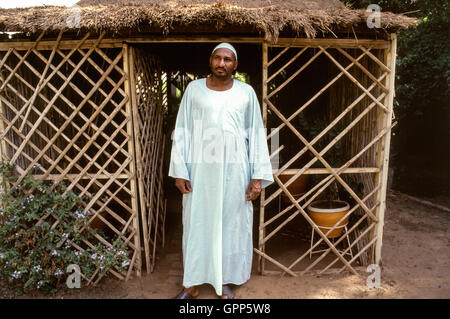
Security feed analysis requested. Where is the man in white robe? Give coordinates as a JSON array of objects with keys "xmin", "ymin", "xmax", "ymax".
[{"xmin": 169, "ymin": 43, "xmax": 273, "ymax": 299}]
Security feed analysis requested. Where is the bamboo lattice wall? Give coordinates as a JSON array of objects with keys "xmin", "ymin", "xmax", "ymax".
[
  {"xmin": 128, "ymin": 46, "xmax": 167, "ymax": 274},
  {"xmin": 256, "ymin": 36, "xmax": 396, "ymax": 277},
  {"xmin": 0, "ymin": 32, "xmax": 167, "ymax": 284}
]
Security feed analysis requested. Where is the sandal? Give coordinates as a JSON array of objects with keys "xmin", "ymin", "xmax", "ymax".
[
  {"xmin": 220, "ymin": 285, "xmax": 235, "ymax": 299},
  {"xmin": 173, "ymin": 289, "xmax": 199, "ymax": 299}
]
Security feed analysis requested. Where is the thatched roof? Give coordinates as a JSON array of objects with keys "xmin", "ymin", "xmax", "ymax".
[
  {"xmin": 0, "ymin": 0, "xmax": 417, "ymax": 41},
  {"xmin": 75, "ymin": 0, "xmax": 346, "ymax": 9}
]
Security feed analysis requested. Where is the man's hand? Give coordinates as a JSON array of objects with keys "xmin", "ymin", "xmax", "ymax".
[
  {"xmin": 175, "ymin": 178, "xmax": 192, "ymax": 194},
  {"xmin": 246, "ymin": 179, "xmax": 262, "ymax": 201}
]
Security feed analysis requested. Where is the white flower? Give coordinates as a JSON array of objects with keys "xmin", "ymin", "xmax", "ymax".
[
  {"xmin": 33, "ymin": 265, "xmax": 42, "ymax": 272},
  {"xmin": 36, "ymin": 281, "xmax": 44, "ymax": 289},
  {"xmin": 121, "ymin": 260, "xmax": 130, "ymax": 268},
  {"xmin": 11, "ymin": 270, "xmax": 21, "ymax": 279},
  {"xmin": 0, "ymin": 253, "xmax": 4, "ymax": 259},
  {"xmin": 73, "ymin": 210, "xmax": 85, "ymax": 219},
  {"xmin": 54, "ymin": 269, "xmax": 63, "ymax": 276},
  {"xmin": 51, "ymin": 250, "xmax": 59, "ymax": 256},
  {"xmin": 91, "ymin": 253, "xmax": 97, "ymax": 260}
]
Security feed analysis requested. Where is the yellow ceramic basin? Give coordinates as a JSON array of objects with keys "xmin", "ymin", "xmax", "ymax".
[{"xmin": 307, "ymin": 200, "xmax": 350, "ymax": 238}]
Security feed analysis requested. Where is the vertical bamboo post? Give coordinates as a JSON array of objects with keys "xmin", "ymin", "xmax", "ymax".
[
  {"xmin": 0, "ymin": 98, "xmax": 9, "ymax": 197},
  {"xmin": 123, "ymin": 43, "xmax": 142, "ymax": 277},
  {"xmin": 373, "ymin": 34, "xmax": 397, "ymax": 265},
  {"xmin": 128, "ymin": 46, "xmax": 152, "ymax": 274},
  {"xmin": 0, "ymin": 99, "xmax": 9, "ymax": 162},
  {"xmin": 258, "ymin": 42, "xmax": 268, "ymax": 275}
]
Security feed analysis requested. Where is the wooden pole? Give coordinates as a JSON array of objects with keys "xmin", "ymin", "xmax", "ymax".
[
  {"xmin": 128, "ymin": 46, "xmax": 152, "ymax": 274},
  {"xmin": 123, "ymin": 43, "xmax": 142, "ymax": 277},
  {"xmin": 373, "ymin": 34, "xmax": 397, "ymax": 265},
  {"xmin": 258, "ymin": 42, "xmax": 268, "ymax": 275},
  {"xmin": 0, "ymin": 98, "xmax": 9, "ymax": 162},
  {"xmin": 253, "ymin": 248, "xmax": 297, "ymax": 277},
  {"xmin": 0, "ymin": 98, "xmax": 8, "ymax": 200}
]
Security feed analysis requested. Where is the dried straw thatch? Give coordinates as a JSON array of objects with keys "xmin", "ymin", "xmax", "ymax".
[{"xmin": 0, "ymin": 0, "xmax": 417, "ymax": 42}]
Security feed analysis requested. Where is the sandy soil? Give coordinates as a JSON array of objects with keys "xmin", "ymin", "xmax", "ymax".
[{"xmin": 2, "ymin": 191, "xmax": 450, "ymax": 299}]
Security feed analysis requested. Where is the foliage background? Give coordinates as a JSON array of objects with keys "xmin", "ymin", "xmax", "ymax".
[{"xmin": 343, "ymin": 0, "xmax": 449, "ymax": 196}]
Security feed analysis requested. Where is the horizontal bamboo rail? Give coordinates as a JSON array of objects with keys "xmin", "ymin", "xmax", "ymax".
[
  {"xmin": 0, "ymin": 37, "xmax": 390, "ymax": 51},
  {"xmin": 276, "ymin": 168, "xmax": 380, "ymax": 175}
]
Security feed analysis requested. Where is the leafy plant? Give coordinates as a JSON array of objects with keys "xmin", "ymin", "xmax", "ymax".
[
  {"xmin": 393, "ymin": 3, "xmax": 450, "ymax": 195},
  {"xmin": 0, "ymin": 162, "xmax": 130, "ymax": 294},
  {"xmin": 344, "ymin": 0, "xmax": 450, "ymax": 196}
]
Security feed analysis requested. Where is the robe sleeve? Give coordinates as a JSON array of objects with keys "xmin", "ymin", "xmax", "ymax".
[
  {"xmin": 246, "ymin": 86, "xmax": 274, "ymax": 189},
  {"xmin": 168, "ymin": 83, "xmax": 192, "ymax": 181}
]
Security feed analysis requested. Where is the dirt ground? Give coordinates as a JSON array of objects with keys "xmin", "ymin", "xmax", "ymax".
[{"xmin": 2, "ymin": 190, "xmax": 450, "ymax": 299}]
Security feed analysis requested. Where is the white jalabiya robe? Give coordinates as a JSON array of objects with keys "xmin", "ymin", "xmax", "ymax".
[{"xmin": 168, "ymin": 78, "xmax": 273, "ymax": 295}]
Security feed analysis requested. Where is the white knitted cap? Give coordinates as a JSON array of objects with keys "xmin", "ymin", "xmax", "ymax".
[{"xmin": 211, "ymin": 42, "xmax": 238, "ymax": 61}]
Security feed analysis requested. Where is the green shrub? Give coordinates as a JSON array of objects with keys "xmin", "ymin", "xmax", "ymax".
[{"xmin": 0, "ymin": 162, "xmax": 130, "ymax": 294}]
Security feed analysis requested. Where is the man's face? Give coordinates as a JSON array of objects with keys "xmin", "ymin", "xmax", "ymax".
[{"xmin": 209, "ymin": 48, "xmax": 238, "ymax": 79}]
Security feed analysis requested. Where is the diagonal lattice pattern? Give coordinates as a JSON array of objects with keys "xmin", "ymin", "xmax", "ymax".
[
  {"xmin": 130, "ymin": 47, "xmax": 167, "ymax": 274},
  {"xmin": 256, "ymin": 40, "xmax": 396, "ymax": 277},
  {"xmin": 0, "ymin": 31, "xmax": 142, "ymax": 284}
]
